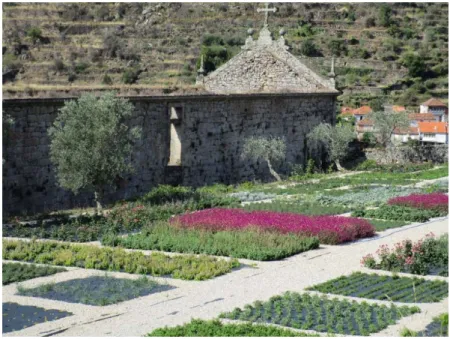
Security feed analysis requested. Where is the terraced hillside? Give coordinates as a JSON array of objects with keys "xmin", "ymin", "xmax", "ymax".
[{"xmin": 2, "ymin": 2, "xmax": 448, "ymax": 108}]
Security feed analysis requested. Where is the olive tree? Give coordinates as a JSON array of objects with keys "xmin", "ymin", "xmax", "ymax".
[
  {"xmin": 307, "ymin": 123, "xmax": 355, "ymax": 171},
  {"xmin": 48, "ymin": 92, "xmax": 141, "ymax": 213},
  {"xmin": 241, "ymin": 136, "xmax": 286, "ymax": 181},
  {"xmin": 368, "ymin": 110, "xmax": 410, "ymax": 147}
]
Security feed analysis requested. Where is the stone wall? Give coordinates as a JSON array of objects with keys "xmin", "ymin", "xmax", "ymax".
[
  {"xmin": 3, "ymin": 93, "xmax": 336, "ymax": 215},
  {"xmin": 364, "ymin": 145, "xmax": 449, "ymax": 164}
]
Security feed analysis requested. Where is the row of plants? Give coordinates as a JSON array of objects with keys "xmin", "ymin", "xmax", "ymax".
[
  {"xmin": 388, "ymin": 193, "xmax": 448, "ymax": 212},
  {"xmin": 171, "ymin": 208, "xmax": 375, "ymax": 244},
  {"xmin": 17, "ymin": 275, "xmax": 166, "ymax": 306},
  {"xmin": 147, "ymin": 319, "xmax": 317, "ymax": 337},
  {"xmin": 3, "ymin": 240, "xmax": 239, "ymax": 281},
  {"xmin": 315, "ymin": 186, "xmax": 423, "ymax": 208},
  {"xmin": 401, "ymin": 313, "xmax": 448, "ymax": 337},
  {"xmin": 352, "ymin": 205, "xmax": 447, "ymax": 222},
  {"xmin": 242, "ymin": 201, "xmax": 351, "ymax": 216},
  {"xmin": 219, "ymin": 292, "xmax": 420, "ymax": 336},
  {"xmin": 361, "ymin": 233, "xmax": 448, "ymax": 276},
  {"xmin": 102, "ymin": 222, "xmax": 319, "ymax": 261},
  {"xmin": 2, "ymin": 262, "xmax": 66, "ymax": 285},
  {"xmin": 306, "ymin": 272, "xmax": 448, "ymax": 303},
  {"xmin": 365, "ymin": 219, "xmax": 408, "ymax": 232},
  {"xmin": 355, "ymin": 160, "xmax": 436, "ymax": 173},
  {"xmin": 228, "ymin": 191, "xmax": 276, "ymax": 202}
]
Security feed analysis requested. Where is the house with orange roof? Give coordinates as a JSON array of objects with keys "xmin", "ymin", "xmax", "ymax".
[
  {"xmin": 419, "ymin": 98, "xmax": 448, "ymax": 122},
  {"xmin": 352, "ymin": 105, "xmax": 372, "ymax": 122},
  {"xmin": 417, "ymin": 122, "xmax": 449, "ymax": 144},
  {"xmin": 392, "ymin": 126, "xmax": 419, "ymax": 143}
]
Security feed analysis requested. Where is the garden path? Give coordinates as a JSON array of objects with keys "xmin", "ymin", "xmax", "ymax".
[{"xmin": 3, "ymin": 217, "xmax": 448, "ymax": 337}]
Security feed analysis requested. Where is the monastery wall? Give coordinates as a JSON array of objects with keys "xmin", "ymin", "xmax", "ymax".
[{"xmin": 3, "ymin": 93, "xmax": 335, "ymax": 215}]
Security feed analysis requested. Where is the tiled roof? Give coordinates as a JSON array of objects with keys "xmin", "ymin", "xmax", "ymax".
[
  {"xmin": 393, "ymin": 127, "xmax": 419, "ymax": 135},
  {"xmin": 353, "ymin": 105, "xmax": 372, "ymax": 115},
  {"xmin": 418, "ymin": 122, "xmax": 449, "ymax": 134},
  {"xmin": 341, "ymin": 107, "xmax": 354, "ymax": 115},
  {"xmin": 356, "ymin": 118, "xmax": 374, "ymax": 126},
  {"xmin": 421, "ymin": 98, "xmax": 447, "ymax": 107},
  {"xmin": 408, "ymin": 113, "xmax": 436, "ymax": 121}
]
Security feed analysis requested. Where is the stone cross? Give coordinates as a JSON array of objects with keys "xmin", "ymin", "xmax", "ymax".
[{"xmin": 257, "ymin": 3, "xmax": 277, "ymax": 27}]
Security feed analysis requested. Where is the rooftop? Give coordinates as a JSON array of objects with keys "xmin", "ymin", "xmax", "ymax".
[
  {"xmin": 418, "ymin": 122, "xmax": 449, "ymax": 134},
  {"xmin": 421, "ymin": 98, "xmax": 448, "ymax": 107}
]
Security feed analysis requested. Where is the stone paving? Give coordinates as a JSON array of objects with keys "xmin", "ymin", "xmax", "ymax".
[{"xmin": 2, "ymin": 217, "xmax": 448, "ymax": 337}]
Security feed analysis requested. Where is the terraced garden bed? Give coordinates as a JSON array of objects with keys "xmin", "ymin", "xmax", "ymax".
[
  {"xmin": 220, "ymin": 292, "xmax": 420, "ymax": 336},
  {"xmin": 352, "ymin": 205, "xmax": 447, "ymax": 222},
  {"xmin": 3, "ymin": 240, "xmax": 239, "ymax": 281},
  {"xmin": 3, "ymin": 262, "xmax": 66, "ymax": 285},
  {"xmin": 2, "ymin": 302, "xmax": 72, "ymax": 334},
  {"xmin": 147, "ymin": 319, "xmax": 317, "ymax": 337},
  {"xmin": 419, "ymin": 313, "xmax": 448, "ymax": 337},
  {"xmin": 17, "ymin": 276, "xmax": 171, "ymax": 306},
  {"xmin": 306, "ymin": 272, "xmax": 448, "ymax": 303},
  {"xmin": 103, "ymin": 222, "xmax": 319, "ymax": 261},
  {"xmin": 242, "ymin": 201, "xmax": 351, "ymax": 216},
  {"xmin": 365, "ymin": 219, "xmax": 409, "ymax": 232}
]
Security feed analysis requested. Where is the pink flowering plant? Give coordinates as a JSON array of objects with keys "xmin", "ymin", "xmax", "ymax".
[
  {"xmin": 361, "ymin": 233, "xmax": 448, "ymax": 275},
  {"xmin": 170, "ymin": 208, "xmax": 375, "ymax": 244},
  {"xmin": 388, "ymin": 193, "xmax": 448, "ymax": 213}
]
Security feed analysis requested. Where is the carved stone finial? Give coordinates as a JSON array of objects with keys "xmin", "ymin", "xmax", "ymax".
[
  {"xmin": 196, "ymin": 54, "xmax": 205, "ymax": 85},
  {"xmin": 198, "ymin": 54, "xmax": 205, "ymax": 75},
  {"xmin": 328, "ymin": 55, "xmax": 335, "ymax": 78}
]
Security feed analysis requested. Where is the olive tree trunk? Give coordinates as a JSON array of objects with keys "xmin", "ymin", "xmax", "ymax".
[
  {"xmin": 94, "ymin": 188, "xmax": 104, "ymax": 215},
  {"xmin": 335, "ymin": 159, "xmax": 345, "ymax": 171},
  {"xmin": 266, "ymin": 158, "xmax": 282, "ymax": 182}
]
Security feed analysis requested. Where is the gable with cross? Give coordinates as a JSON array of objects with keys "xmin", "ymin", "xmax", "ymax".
[{"xmin": 257, "ymin": 3, "xmax": 277, "ymax": 27}]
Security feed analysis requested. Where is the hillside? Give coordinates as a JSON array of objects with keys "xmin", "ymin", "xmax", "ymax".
[{"xmin": 2, "ymin": 2, "xmax": 448, "ymax": 109}]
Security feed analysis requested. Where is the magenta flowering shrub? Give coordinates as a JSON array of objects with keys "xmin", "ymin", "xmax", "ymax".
[
  {"xmin": 388, "ymin": 193, "xmax": 448, "ymax": 212},
  {"xmin": 170, "ymin": 208, "xmax": 375, "ymax": 244}
]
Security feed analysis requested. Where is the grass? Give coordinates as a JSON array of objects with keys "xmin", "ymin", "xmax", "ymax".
[
  {"xmin": 2, "ymin": 302, "xmax": 72, "ymax": 334},
  {"xmin": 147, "ymin": 319, "xmax": 318, "ymax": 337},
  {"xmin": 220, "ymin": 291, "xmax": 420, "ymax": 336},
  {"xmin": 3, "ymin": 239, "xmax": 240, "ymax": 281},
  {"xmin": 3, "ymin": 262, "xmax": 66, "ymax": 285},
  {"xmin": 103, "ymin": 222, "xmax": 320, "ymax": 261},
  {"xmin": 242, "ymin": 201, "xmax": 350, "ymax": 216},
  {"xmin": 17, "ymin": 275, "xmax": 169, "ymax": 306},
  {"xmin": 306, "ymin": 272, "xmax": 448, "ymax": 303},
  {"xmin": 365, "ymin": 219, "xmax": 409, "ymax": 231}
]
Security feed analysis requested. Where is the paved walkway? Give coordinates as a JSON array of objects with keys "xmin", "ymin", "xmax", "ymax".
[{"xmin": 3, "ymin": 217, "xmax": 448, "ymax": 337}]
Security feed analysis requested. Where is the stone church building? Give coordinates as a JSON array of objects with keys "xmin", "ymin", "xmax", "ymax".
[{"xmin": 3, "ymin": 12, "xmax": 338, "ymax": 215}]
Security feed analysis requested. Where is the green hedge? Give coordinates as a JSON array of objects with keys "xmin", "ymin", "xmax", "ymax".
[
  {"xmin": 3, "ymin": 240, "xmax": 239, "ymax": 281},
  {"xmin": 352, "ymin": 205, "xmax": 446, "ymax": 222},
  {"xmin": 147, "ymin": 319, "xmax": 316, "ymax": 337},
  {"xmin": 102, "ymin": 222, "xmax": 320, "ymax": 261},
  {"xmin": 3, "ymin": 262, "xmax": 66, "ymax": 285}
]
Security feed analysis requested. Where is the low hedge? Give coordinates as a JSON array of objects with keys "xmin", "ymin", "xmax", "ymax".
[
  {"xmin": 3, "ymin": 262, "xmax": 66, "ymax": 285},
  {"xmin": 352, "ymin": 205, "xmax": 447, "ymax": 222},
  {"xmin": 102, "ymin": 222, "xmax": 320, "ymax": 261},
  {"xmin": 3, "ymin": 240, "xmax": 239, "ymax": 281},
  {"xmin": 147, "ymin": 319, "xmax": 316, "ymax": 337}
]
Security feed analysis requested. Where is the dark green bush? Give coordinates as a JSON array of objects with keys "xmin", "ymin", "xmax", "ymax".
[
  {"xmin": 122, "ymin": 68, "xmax": 140, "ymax": 84},
  {"xmin": 3, "ymin": 262, "xmax": 66, "ymax": 285}
]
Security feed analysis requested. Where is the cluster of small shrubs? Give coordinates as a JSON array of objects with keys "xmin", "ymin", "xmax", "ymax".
[
  {"xmin": 3, "ymin": 240, "xmax": 239, "ymax": 281},
  {"xmin": 356, "ymin": 160, "xmax": 435, "ymax": 173},
  {"xmin": 228, "ymin": 191, "xmax": 276, "ymax": 202},
  {"xmin": 147, "ymin": 319, "xmax": 316, "ymax": 337},
  {"xmin": 3, "ymin": 262, "xmax": 66, "ymax": 285},
  {"xmin": 361, "ymin": 233, "xmax": 448, "ymax": 276},
  {"xmin": 102, "ymin": 221, "xmax": 320, "ymax": 261},
  {"xmin": 352, "ymin": 204, "xmax": 447, "ymax": 222}
]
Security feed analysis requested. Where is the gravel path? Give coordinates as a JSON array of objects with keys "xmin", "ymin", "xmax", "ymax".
[{"xmin": 3, "ymin": 217, "xmax": 448, "ymax": 337}]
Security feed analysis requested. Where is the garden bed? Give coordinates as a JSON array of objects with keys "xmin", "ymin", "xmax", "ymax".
[
  {"xmin": 147, "ymin": 319, "xmax": 317, "ymax": 337},
  {"xmin": 306, "ymin": 272, "xmax": 448, "ymax": 303},
  {"xmin": 365, "ymin": 219, "xmax": 409, "ymax": 232},
  {"xmin": 2, "ymin": 302, "xmax": 72, "ymax": 334},
  {"xmin": 3, "ymin": 262, "xmax": 66, "ymax": 285},
  {"xmin": 103, "ymin": 222, "xmax": 319, "ymax": 261},
  {"xmin": 220, "ymin": 292, "xmax": 420, "ymax": 336},
  {"xmin": 242, "ymin": 201, "xmax": 351, "ymax": 216},
  {"xmin": 17, "ymin": 275, "xmax": 171, "ymax": 306},
  {"xmin": 171, "ymin": 208, "xmax": 375, "ymax": 244},
  {"xmin": 3, "ymin": 240, "xmax": 239, "ymax": 281},
  {"xmin": 361, "ymin": 234, "xmax": 448, "ymax": 276},
  {"xmin": 388, "ymin": 193, "xmax": 448, "ymax": 212},
  {"xmin": 352, "ymin": 205, "xmax": 447, "ymax": 222}
]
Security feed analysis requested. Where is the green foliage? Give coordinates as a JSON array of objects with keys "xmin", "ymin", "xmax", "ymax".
[
  {"xmin": 220, "ymin": 291, "xmax": 420, "ymax": 335},
  {"xmin": 103, "ymin": 221, "xmax": 320, "ymax": 261},
  {"xmin": 300, "ymin": 39, "xmax": 320, "ymax": 57},
  {"xmin": 74, "ymin": 62, "xmax": 89, "ymax": 74},
  {"xmin": 243, "ymin": 201, "xmax": 351, "ymax": 216},
  {"xmin": 48, "ymin": 92, "xmax": 142, "ymax": 209},
  {"xmin": 378, "ymin": 4, "xmax": 392, "ymax": 27},
  {"xmin": 3, "ymin": 239, "xmax": 239, "ymax": 281},
  {"xmin": 400, "ymin": 53, "xmax": 427, "ymax": 78},
  {"xmin": 355, "ymin": 161, "xmax": 434, "ymax": 173},
  {"xmin": 362, "ymin": 132, "xmax": 377, "ymax": 147},
  {"xmin": 147, "ymin": 319, "xmax": 316, "ymax": 337},
  {"xmin": 102, "ymin": 73, "xmax": 113, "ymax": 85},
  {"xmin": 328, "ymin": 39, "xmax": 347, "ymax": 57},
  {"xmin": 366, "ymin": 219, "xmax": 408, "ymax": 232},
  {"xmin": 306, "ymin": 272, "xmax": 448, "ymax": 303},
  {"xmin": 400, "ymin": 328, "xmax": 418, "ymax": 337},
  {"xmin": 26, "ymin": 26, "xmax": 42, "ymax": 43},
  {"xmin": 307, "ymin": 123, "xmax": 355, "ymax": 169},
  {"xmin": 352, "ymin": 204, "xmax": 447, "ymax": 222},
  {"xmin": 122, "ymin": 68, "xmax": 140, "ymax": 84},
  {"xmin": 3, "ymin": 263, "xmax": 66, "ymax": 285},
  {"xmin": 367, "ymin": 110, "xmax": 410, "ymax": 147}
]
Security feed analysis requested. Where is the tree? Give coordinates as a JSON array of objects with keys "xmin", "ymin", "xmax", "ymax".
[
  {"xmin": 48, "ymin": 92, "xmax": 142, "ymax": 213},
  {"xmin": 307, "ymin": 123, "xmax": 355, "ymax": 171},
  {"xmin": 367, "ymin": 110, "xmax": 410, "ymax": 147},
  {"xmin": 300, "ymin": 39, "xmax": 320, "ymax": 57},
  {"xmin": 241, "ymin": 136, "xmax": 286, "ymax": 181},
  {"xmin": 378, "ymin": 4, "xmax": 392, "ymax": 27}
]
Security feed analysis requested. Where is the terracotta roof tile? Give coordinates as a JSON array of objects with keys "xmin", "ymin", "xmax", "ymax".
[
  {"xmin": 356, "ymin": 118, "xmax": 374, "ymax": 126},
  {"xmin": 421, "ymin": 98, "xmax": 447, "ymax": 107},
  {"xmin": 408, "ymin": 113, "xmax": 436, "ymax": 121},
  {"xmin": 393, "ymin": 127, "xmax": 419, "ymax": 135},
  {"xmin": 418, "ymin": 122, "xmax": 448, "ymax": 134},
  {"xmin": 353, "ymin": 105, "xmax": 372, "ymax": 115},
  {"xmin": 392, "ymin": 105, "xmax": 406, "ymax": 112}
]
